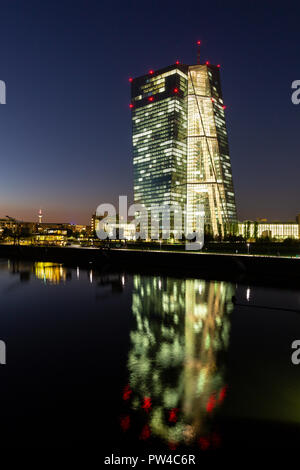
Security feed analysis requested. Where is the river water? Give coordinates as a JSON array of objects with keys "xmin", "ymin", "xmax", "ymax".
[{"xmin": 0, "ymin": 258, "xmax": 299, "ymax": 450}]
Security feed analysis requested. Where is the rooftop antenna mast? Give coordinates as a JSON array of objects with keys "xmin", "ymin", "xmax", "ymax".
[
  {"xmin": 197, "ymin": 40, "xmax": 201, "ymax": 64},
  {"xmin": 38, "ymin": 208, "xmax": 43, "ymax": 224}
]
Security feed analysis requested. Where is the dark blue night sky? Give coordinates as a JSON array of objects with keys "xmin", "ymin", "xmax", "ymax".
[{"xmin": 0, "ymin": 0, "xmax": 299, "ymax": 224}]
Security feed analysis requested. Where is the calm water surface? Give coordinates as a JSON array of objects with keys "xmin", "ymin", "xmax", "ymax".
[{"xmin": 0, "ymin": 258, "xmax": 299, "ymax": 450}]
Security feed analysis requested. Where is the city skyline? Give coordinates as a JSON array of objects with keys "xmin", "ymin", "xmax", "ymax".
[{"xmin": 0, "ymin": 1, "xmax": 299, "ymax": 224}]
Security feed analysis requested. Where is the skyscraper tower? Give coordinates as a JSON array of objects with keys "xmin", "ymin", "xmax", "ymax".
[{"xmin": 130, "ymin": 57, "xmax": 237, "ymax": 237}]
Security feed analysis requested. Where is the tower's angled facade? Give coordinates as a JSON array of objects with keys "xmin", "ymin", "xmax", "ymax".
[
  {"xmin": 187, "ymin": 64, "xmax": 237, "ymax": 235},
  {"xmin": 130, "ymin": 61, "xmax": 237, "ymax": 237}
]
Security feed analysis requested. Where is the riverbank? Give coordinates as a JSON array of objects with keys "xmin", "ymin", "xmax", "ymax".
[{"xmin": 0, "ymin": 244, "xmax": 300, "ymax": 287}]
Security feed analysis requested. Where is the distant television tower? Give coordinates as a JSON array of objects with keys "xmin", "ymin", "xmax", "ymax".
[{"xmin": 38, "ymin": 208, "xmax": 43, "ymax": 224}]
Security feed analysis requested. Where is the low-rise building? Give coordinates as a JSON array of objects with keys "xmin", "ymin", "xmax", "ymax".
[
  {"xmin": 238, "ymin": 218, "xmax": 300, "ymax": 240},
  {"xmin": 91, "ymin": 213, "xmax": 136, "ymax": 240}
]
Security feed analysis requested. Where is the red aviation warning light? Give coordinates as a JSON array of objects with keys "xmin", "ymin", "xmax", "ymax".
[
  {"xmin": 168, "ymin": 408, "xmax": 179, "ymax": 423},
  {"xmin": 122, "ymin": 384, "xmax": 132, "ymax": 400},
  {"xmin": 175, "ymin": 60, "xmax": 180, "ymax": 65},
  {"xmin": 218, "ymin": 386, "xmax": 227, "ymax": 403},
  {"xmin": 206, "ymin": 61, "xmax": 210, "ymax": 65},
  {"xmin": 206, "ymin": 394, "xmax": 217, "ymax": 413},
  {"xmin": 198, "ymin": 437, "xmax": 210, "ymax": 451},
  {"xmin": 168, "ymin": 442, "xmax": 178, "ymax": 450},
  {"xmin": 173, "ymin": 88, "xmax": 179, "ymax": 93},
  {"xmin": 129, "ymin": 77, "xmax": 133, "ymax": 82},
  {"xmin": 141, "ymin": 396, "xmax": 152, "ymax": 411},
  {"xmin": 129, "ymin": 103, "xmax": 134, "ymax": 108},
  {"xmin": 139, "ymin": 424, "xmax": 151, "ymax": 440},
  {"xmin": 149, "ymin": 69, "xmax": 154, "ymax": 75},
  {"xmin": 222, "ymin": 105, "xmax": 227, "ymax": 110},
  {"xmin": 120, "ymin": 415, "xmax": 130, "ymax": 432},
  {"xmin": 148, "ymin": 96, "xmax": 154, "ymax": 102},
  {"xmin": 217, "ymin": 64, "xmax": 221, "ymax": 68}
]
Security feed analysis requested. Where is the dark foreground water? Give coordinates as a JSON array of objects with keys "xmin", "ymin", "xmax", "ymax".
[{"xmin": 0, "ymin": 258, "xmax": 300, "ymax": 452}]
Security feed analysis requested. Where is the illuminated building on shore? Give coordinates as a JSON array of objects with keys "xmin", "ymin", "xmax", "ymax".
[{"xmin": 130, "ymin": 61, "xmax": 237, "ymax": 236}]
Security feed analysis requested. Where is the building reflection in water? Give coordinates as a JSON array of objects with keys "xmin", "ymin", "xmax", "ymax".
[{"xmin": 122, "ymin": 275, "xmax": 235, "ymax": 448}]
